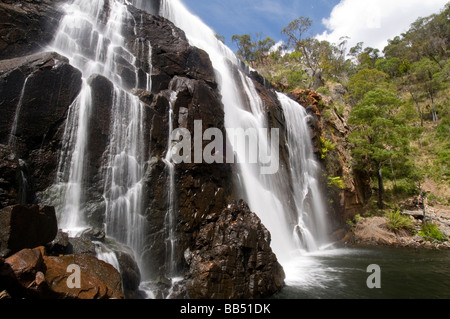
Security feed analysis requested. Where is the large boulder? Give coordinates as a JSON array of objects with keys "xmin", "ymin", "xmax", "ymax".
[
  {"xmin": 43, "ymin": 253, "xmax": 124, "ymax": 299},
  {"xmin": 1, "ymin": 246, "xmax": 124, "ymax": 299},
  {"xmin": 0, "ymin": 205, "xmax": 57, "ymax": 258},
  {"xmin": 185, "ymin": 200, "xmax": 285, "ymax": 299}
]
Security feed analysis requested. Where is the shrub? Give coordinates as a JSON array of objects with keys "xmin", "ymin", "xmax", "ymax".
[
  {"xmin": 385, "ymin": 209, "xmax": 415, "ymax": 232},
  {"xmin": 419, "ymin": 222, "xmax": 447, "ymax": 242}
]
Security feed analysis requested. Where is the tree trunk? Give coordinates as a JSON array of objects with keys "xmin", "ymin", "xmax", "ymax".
[
  {"xmin": 377, "ymin": 162, "xmax": 384, "ymax": 210},
  {"xmin": 430, "ymin": 95, "xmax": 438, "ymax": 123}
]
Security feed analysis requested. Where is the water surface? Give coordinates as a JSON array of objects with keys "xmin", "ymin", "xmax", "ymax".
[{"xmin": 275, "ymin": 247, "xmax": 450, "ymax": 299}]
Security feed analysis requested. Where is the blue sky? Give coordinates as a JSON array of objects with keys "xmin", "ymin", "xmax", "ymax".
[
  {"xmin": 182, "ymin": 0, "xmax": 340, "ymax": 50},
  {"xmin": 181, "ymin": 0, "xmax": 448, "ymax": 53}
]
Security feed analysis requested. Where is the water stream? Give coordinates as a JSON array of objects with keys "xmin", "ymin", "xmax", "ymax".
[
  {"xmin": 157, "ymin": 0, "xmax": 330, "ymax": 266},
  {"xmin": 45, "ymin": 0, "xmax": 151, "ymax": 272}
]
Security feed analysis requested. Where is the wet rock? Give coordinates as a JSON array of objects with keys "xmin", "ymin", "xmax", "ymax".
[
  {"xmin": 1, "ymin": 246, "xmax": 124, "ymax": 299},
  {"xmin": 185, "ymin": 200, "xmax": 285, "ymax": 299},
  {"xmin": 116, "ymin": 250, "xmax": 141, "ymax": 299},
  {"xmin": 0, "ymin": 51, "xmax": 82, "ymax": 149},
  {"xmin": 45, "ymin": 230, "xmax": 70, "ymax": 256},
  {"xmin": 0, "ymin": 145, "xmax": 20, "ymax": 208},
  {"xmin": 0, "ymin": 205, "xmax": 57, "ymax": 258},
  {"xmin": 123, "ymin": 6, "xmax": 217, "ymax": 93},
  {"xmin": 0, "ymin": 51, "xmax": 83, "ymax": 202},
  {"xmin": 43, "ymin": 254, "xmax": 124, "ymax": 299},
  {"xmin": 0, "ymin": 0, "xmax": 66, "ymax": 60}
]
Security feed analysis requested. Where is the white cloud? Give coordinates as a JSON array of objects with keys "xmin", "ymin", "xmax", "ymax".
[{"xmin": 316, "ymin": 0, "xmax": 448, "ymax": 52}]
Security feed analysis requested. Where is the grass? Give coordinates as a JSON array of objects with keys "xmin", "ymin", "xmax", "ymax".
[{"xmin": 385, "ymin": 209, "xmax": 415, "ymax": 233}]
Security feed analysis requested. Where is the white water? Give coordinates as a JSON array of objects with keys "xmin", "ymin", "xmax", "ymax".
[
  {"xmin": 46, "ymin": 0, "xmax": 150, "ymax": 269},
  {"xmin": 157, "ymin": 0, "xmax": 331, "ymax": 265},
  {"xmin": 94, "ymin": 241, "xmax": 121, "ymax": 271},
  {"xmin": 163, "ymin": 91, "xmax": 179, "ymax": 278},
  {"xmin": 8, "ymin": 76, "xmax": 30, "ymax": 150},
  {"xmin": 277, "ymin": 92, "xmax": 330, "ymax": 252}
]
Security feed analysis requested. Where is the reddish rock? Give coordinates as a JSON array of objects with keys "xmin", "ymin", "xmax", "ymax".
[
  {"xmin": 1, "ymin": 246, "xmax": 124, "ymax": 299},
  {"xmin": 43, "ymin": 254, "xmax": 124, "ymax": 299},
  {"xmin": 0, "ymin": 205, "xmax": 57, "ymax": 258}
]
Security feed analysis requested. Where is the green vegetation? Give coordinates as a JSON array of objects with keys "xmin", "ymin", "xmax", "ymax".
[
  {"xmin": 234, "ymin": 2, "xmax": 449, "ymax": 213},
  {"xmin": 319, "ymin": 137, "xmax": 336, "ymax": 160},
  {"xmin": 385, "ymin": 210, "xmax": 415, "ymax": 233},
  {"xmin": 419, "ymin": 222, "xmax": 448, "ymax": 242}
]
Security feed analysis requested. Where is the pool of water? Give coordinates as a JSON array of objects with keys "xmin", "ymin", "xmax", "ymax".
[{"xmin": 274, "ymin": 247, "xmax": 450, "ymax": 299}]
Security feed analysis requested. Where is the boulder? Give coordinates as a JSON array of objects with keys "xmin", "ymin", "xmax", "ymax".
[
  {"xmin": 0, "ymin": 246, "xmax": 46, "ymax": 297},
  {"xmin": 1, "ymin": 246, "xmax": 124, "ymax": 299},
  {"xmin": 43, "ymin": 254, "xmax": 124, "ymax": 299},
  {"xmin": 185, "ymin": 200, "xmax": 285, "ymax": 299},
  {"xmin": 0, "ymin": 205, "xmax": 57, "ymax": 258}
]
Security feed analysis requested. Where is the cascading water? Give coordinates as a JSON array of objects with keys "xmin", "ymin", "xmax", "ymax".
[
  {"xmin": 156, "ymin": 0, "xmax": 331, "ymax": 264},
  {"xmin": 162, "ymin": 91, "xmax": 179, "ymax": 278},
  {"xmin": 277, "ymin": 92, "xmax": 330, "ymax": 251},
  {"xmin": 8, "ymin": 76, "xmax": 30, "ymax": 150},
  {"xmin": 44, "ymin": 0, "xmax": 151, "ymax": 273},
  {"xmin": 54, "ymin": 83, "xmax": 92, "ymax": 234}
]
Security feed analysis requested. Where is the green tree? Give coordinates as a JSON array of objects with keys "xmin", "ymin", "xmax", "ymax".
[
  {"xmin": 253, "ymin": 33, "xmax": 275, "ymax": 64},
  {"xmin": 232, "ymin": 34, "xmax": 255, "ymax": 64},
  {"xmin": 411, "ymin": 58, "xmax": 442, "ymax": 122},
  {"xmin": 349, "ymin": 88, "xmax": 419, "ymax": 209},
  {"xmin": 347, "ymin": 68, "xmax": 391, "ymax": 103}
]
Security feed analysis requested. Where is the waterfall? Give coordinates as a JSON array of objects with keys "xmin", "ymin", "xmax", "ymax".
[
  {"xmin": 277, "ymin": 92, "xmax": 330, "ymax": 251},
  {"xmin": 54, "ymin": 83, "xmax": 92, "ymax": 234},
  {"xmin": 162, "ymin": 91, "xmax": 178, "ymax": 278},
  {"xmin": 8, "ymin": 76, "xmax": 30, "ymax": 149},
  {"xmin": 157, "ymin": 0, "xmax": 330, "ymax": 263},
  {"xmin": 45, "ymin": 0, "xmax": 151, "ymax": 269}
]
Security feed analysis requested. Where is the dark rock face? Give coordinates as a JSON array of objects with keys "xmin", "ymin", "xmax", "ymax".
[
  {"xmin": 0, "ymin": 51, "xmax": 83, "ymax": 205},
  {"xmin": 0, "ymin": 0, "xmax": 66, "ymax": 60},
  {"xmin": 0, "ymin": 52, "xmax": 82, "ymax": 150},
  {"xmin": 0, "ymin": 205, "xmax": 57, "ymax": 258},
  {"xmin": 0, "ymin": 145, "xmax": 20, "ymax": 208},
  {"xmin": 185, "ymin": 200, "xmax": 285, "ymax": 299}
]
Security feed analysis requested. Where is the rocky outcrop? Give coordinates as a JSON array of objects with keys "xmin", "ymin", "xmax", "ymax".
[
  {"xmin": 185, "ymin": 200, "xmax": 285, "ymax": 299},
  {"xmin": 0, "ymin": 205, "xmax": 57, "ymax": 258},
  {"xmin": 1, "ymin": 246, "xmax": 124, "ymax": 299}
]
